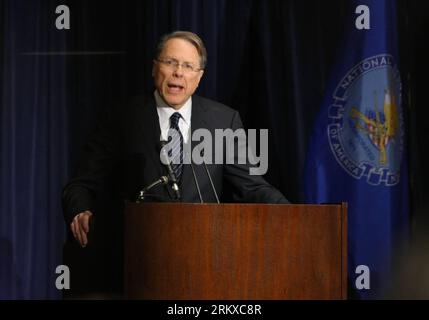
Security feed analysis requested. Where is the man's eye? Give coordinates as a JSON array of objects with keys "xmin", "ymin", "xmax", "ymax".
[
  {"xmin": 166, "ymin": 60, "xmax": 174, "ymax": 66},
  {"xmin": 184, "ymin": 64, "xmax": 194, "ymax": 70}
]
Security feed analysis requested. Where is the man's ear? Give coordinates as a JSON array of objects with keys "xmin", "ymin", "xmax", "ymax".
[{"xmin": 197, "ymin": 70, "xmax": 204, "ymax": 85}]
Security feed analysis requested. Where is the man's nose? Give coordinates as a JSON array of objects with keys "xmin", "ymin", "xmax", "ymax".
[{"xmin": 172, "ymin": 65, "xmax": 184, "ymax": 77}]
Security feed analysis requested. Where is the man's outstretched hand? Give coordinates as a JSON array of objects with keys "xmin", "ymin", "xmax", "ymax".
[{"xmin": 70, "ymin": 210, "xmax": 93, "ymax": 247}]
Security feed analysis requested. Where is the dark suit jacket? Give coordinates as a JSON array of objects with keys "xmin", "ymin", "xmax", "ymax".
[{"xmin": 62, "ymin": 94, "xmax": 288, "ymax": 224}]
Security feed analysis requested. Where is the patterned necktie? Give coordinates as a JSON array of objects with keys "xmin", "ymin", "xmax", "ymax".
[{"xmin": 168, "ymin": 112, "xmax": 184, "ymax": 183}]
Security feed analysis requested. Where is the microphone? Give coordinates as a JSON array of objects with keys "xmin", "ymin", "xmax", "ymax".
[
  {"xmin": 201, "ymin": 149, "xmax": 220, "ymax": 204},
  {"xmin": 184, "ymin": 149, "xmax": 203, "ymax": 203},
  {"xmin": 136, "ymin": 176, "xmax": 169, "ymax": 202},
  {"xmin": 159, "ymin": 141, "xmax": 181, "ymax": 201}
]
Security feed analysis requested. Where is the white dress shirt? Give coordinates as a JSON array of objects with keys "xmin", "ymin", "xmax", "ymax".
[{"xmin": 154, "ymin": 90, "xmax": 192, "ymax": 143}]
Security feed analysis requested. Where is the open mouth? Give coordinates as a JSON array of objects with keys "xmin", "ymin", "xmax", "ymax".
[{"xmin": 167, "ymin": 83, "xmax": 184, "ymax": 93}]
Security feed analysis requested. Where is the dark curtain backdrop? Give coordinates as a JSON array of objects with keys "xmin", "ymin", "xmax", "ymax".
[
  {"xmin": 0, "ymin": 0, "xmax": 69, "ymax": 299},
  {"xmin": 1, "ymin": 0, "xmax": 428, "ymax": 298}
]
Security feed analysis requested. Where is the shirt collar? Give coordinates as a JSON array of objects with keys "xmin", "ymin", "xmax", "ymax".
[{"xmin": 154, "ymin": 90, "xmax": 192, "ymax": 126}]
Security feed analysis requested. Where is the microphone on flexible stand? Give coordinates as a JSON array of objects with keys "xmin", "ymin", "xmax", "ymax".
[
  {"xmin": 200, "ymin": 149, "xmax": 220, "ymax": 204},
  {"xmin": 159, "ymin": 141, "xmax": 181, "ymax": 201},
  {"xmin": 136, "ymin": 176, "xmax": 169, "ymax": 202}
]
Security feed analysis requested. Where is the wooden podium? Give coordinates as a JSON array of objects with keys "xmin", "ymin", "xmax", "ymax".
[{"xmin": 124, "ymin": 203, "xmax": 347, "ymax": 300}]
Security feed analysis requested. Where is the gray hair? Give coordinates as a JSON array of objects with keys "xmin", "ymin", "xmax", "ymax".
[{"xmin": 155, "ymin": 31, "xmax": 207, "ymax": 70}]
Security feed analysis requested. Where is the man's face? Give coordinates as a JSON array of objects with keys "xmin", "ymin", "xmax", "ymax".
[{"xmin": 153, "ymin": 38, "xmax": 204, "ymax": 109}]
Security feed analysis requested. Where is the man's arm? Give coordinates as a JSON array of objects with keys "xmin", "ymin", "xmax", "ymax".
[
  {"xmin": 223, "ymin": 111, "xmax": 289, "ymax": 204},
  {"xmin": 62, "ymin": 106, "xmax": 120, "ymax": 246}
]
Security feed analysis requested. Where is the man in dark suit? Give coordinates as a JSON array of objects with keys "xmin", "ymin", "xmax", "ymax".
[{"xmin": 63, "ymin": 31, "xmax": 288, "ymax": 248}]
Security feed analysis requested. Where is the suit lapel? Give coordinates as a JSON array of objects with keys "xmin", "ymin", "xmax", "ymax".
[
  {"xmin": 139, "ymin": 95, "xmax": 162, "ymax": 176},
  {"xmin": 181, "ymin": 95, "xmax": 209, "ymax": 201},
  {"xmin": 189, "ymin": 95, "xmax": 210, "ymax": 152}
]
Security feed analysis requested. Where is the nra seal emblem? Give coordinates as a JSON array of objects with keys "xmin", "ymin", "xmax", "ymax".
[{"xmin": 327, "ymin": 54, "xmax": 404, "ymax": 186}]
